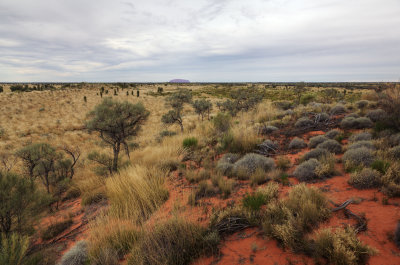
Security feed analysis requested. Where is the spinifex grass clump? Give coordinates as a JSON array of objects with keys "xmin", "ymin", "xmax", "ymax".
[
  {"xmin": 128, "ymin": 218, "xmax": 219, "ymax": 265},
  {"xmin": 233, "ymin": 153, "xmax": 275, "ymax": 180},
  {"xmin": 262, "ymin": 184, "xmax": 330, "ymax": 252},
  {"xmin": 106, "ymin": 165, "xmax": 169, "ymax": 224},
  {"xmin": 342, "ymin": 147, "xmax": 375, "ymax": 172},
  {"xmin": 348, "ymin": 168, "xmax": 381, "ymax": 189},
  {"xmin": 314, "ymin": 227, "xmax": 376, "ymax": 265},
  {"xmin": 289, "ymin": 137, "xmax": 307, "ymax": 149},
  {"xmin": 317, "ymin": 139, "xmax": 342, "ymax": 154}
]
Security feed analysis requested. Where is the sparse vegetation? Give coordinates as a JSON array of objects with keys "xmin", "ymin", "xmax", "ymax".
[
  {"xmin": 288, "ymin": 137, "xmax": 307, "ymax": 149},
  {"xmin": 348, "ymin": 168, "xmax": 381, "ymax": 189}
]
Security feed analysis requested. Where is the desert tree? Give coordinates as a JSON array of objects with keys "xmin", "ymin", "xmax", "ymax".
[
  {"xmin": 33, "ymin": 144, "xmax": 62, "ymax": 194},
  {"xmin": 216, "ymin": 88, "xmax": 262, "ymax": 116},
  {"xmin": 294, "ymin": 82, "xmax": 307, "ymax": 104},
  {"xmin": 192, "ymin": 99, "xmax": 212, "ymax": 120},
  {"xmin": 16, "ymin": 143, "xmax": 49, "ymax": 181},
  {"xmin": 379, "ymin": 86, "xmax": 400, "ymax": 131},
  {"xmin": 161, "ymin": 88, "xmax": 192, "ymax": 132},
  {"xmin": 86, "ymin": 98, "xmax": 149, "ymax": 172}
]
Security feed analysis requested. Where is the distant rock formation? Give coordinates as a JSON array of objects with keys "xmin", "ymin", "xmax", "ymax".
[{"xmin": 169, "ymin": 79, "xmax": 190, "ymax": 83}]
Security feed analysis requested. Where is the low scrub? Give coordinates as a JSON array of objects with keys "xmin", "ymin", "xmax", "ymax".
[
  {"xmin": 59, "ymin": 241, "xmax": 89, "ymax": 265},
  {"xmin": 381, "ymin": 163, "xmax": 400, "ymax": 197},
  {"xmin": 89, "ymin": 217, "xmax": 141, "ymax": 262},
  {"xmin": 342, "ymin": 147, "xmax": 375, "ymax": 171},
  {"xmin": 317, "ymin": 139, "xmax": 342, "ymax": 154},
  {"xmin": 288, "ymin": 137, "xmax": 307, "ymax": 149},
  {"xmin": 182, "ymin": 137, "xmax": 198, "ymax": 149},
  {"xmin": 330, "ymin": 104, "xmax": 346, "ymax": 115},
  {"xmin": 275, "ymin": 156, "xmax": 292, "ymax": 170},
  {"xmin": 220, "ymin": 130, "xmax": 261, "ymax": 154},
  {"xmin": 128, "ymin": 219, "xmax": 218, "ymax": 265},
  {"xmin": 349, "ymin": 132, "xmax": 372, "ymax": 142},
  {"xmin": 106, "ymin": 165, "xmax": 169, "ymax": 223},
  {"xmin": 216, "ymin": 153, "xmax": 240, "ymax": 176},
  {"xmin": 325, "ymin": 129, "xmax": 341, "ymax": 139},
  {"xmin": 347, "ymin": 140, "xmax": 375, "ymax": 151},
  {"xmin": 262, "ymin": 184, "xmax": 330, "ymax": 252},
  {"xmin": 0, "ymin": 233, "xmax": 30, "ymax": 265},
  {"xmin": 366, "ymin": 109, "xmax": 387, "ymax": 122},
  {"xmin": 341, "ymin": 117, "xmax": 373, "ymax": 130},
  {"xmin": 293, "ymin": 159, "xmax": 321, "ymax": 181},
  {"xmin": 295, "ymin": 117, "xmax": 313, "ymax": 128},
  {"xmin": 259, "ymin": 125, "xmax": 278, "ymax": 135},
  {"xmin": 309, "ymin": 135, "xmax": 329, "ymax": 148},
  {"xmin": 388, "ymin": 146, "xmax": 400, "ymax": 159},
  {"xmin": 42, "ymin": 219, "xmax": 73, "ymax": 241},
  {"xmin": 314, "ymin": 227, "xmax": 375, "ymax": 265},
  {"xmin": 348, "ymin": 168, "xmax": 381, "ymax": 189},
  {"xmin": 242, "ymin": 182, "xmax": 279, "ymax": 212},
  {"xmin": 302, "ymin": 148, "xmax": 329, "ymax": 161},
  {"xmin": 233, "ymin": 153, "xmax": 275, "ymax": 179}
]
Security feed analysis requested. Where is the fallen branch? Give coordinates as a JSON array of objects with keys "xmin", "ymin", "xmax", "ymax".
[{"xmin": 330, "ymin": 199, "xmax": 367, "ymax": 233}]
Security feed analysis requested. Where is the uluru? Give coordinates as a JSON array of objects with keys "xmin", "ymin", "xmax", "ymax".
[{"xmin": 169, "ymin": 79, "xmax": 190, "ymax": 83}]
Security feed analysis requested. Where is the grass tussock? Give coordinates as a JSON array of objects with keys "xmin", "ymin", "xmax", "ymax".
[
  {"xmin": 342, "ymin": 147, "xmax": 375, "ymax": 172},
  {"xmin": 262, "ymin": 184, "xmax": 330, "ymax": 252},
  {"xmin": 314, "ymin": 227, "xmax": 376, "ymax": 265},
  {"xmin": 288, "ymin": 137, "xmax": 307, "ymax": 149},
  {"xmin": 348, "ymin": 168, "xmax": 381, "ymax": 189},
  {"xmin": 128, "ymin": 218, "xmax": 219, "ymax": 265},
  {"xmin": 0, "ymin": 233, "xmax": 30, "ymax": 265},
  {"xmin": 89, "ymin": 216, "xmax": 141, "ymax": 262},
  {"xmin": 59, "ymin": 241, "xmax": 89, "ymax": 265},
  {"xmin": 106, "ymin": 165, "xmax": 169, "ymax": 223},
  {"xmin": 381, "ymin": 162, "xmax": 400, "ymax": 197}
]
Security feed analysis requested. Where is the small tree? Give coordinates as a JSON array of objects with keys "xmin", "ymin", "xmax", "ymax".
[
  {"xmin": 192, "ymin": 99, "xmax": 212, "ymax": 120},
  {"xmin": 86, "ymin": 98, "xmax": 149, "ymax": 172},
  {"xmin": 16, "ymin": 143, "xmax": 47, "ymax": 181},
  {"xmin": 161, "ymin": 89, "xmax": 192, "ymax": 131},
  {"xmin": 0, "ymin": 171, "xmax": 43, "ymax": 234},
  {"xmin": 137, "ymin": 90, "xmax": 140, "ymax": 97},
  {"xmin": 33, "ymin": 144, "xmax": 61, "ymax": 194}
]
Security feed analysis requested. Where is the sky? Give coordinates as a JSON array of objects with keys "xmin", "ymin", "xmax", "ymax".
[{"xmin": 0, "ymin": 0, "xmax": 399, "ymax": 82}]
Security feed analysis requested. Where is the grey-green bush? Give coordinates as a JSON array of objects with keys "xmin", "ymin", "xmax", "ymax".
[
  {"xmin": 348, "ymin": 168, "xmax": 381, "ymax": 189},
  {"xmin": 259, "ymin": 125, "xmax": 278, "ymax": 135},
  {"xmin": 343, "ymin": 147, "xmax": 375, "ymax": 169},
  {"xmin": 317, "ymin": 139, "xmax": 342, "ymax": 154},
  {"xmin": 295, "ymin": 117, "xmax": 313, "ymax": 128},
  {"xmin": 341, "ymin": 117, "xmax": 373, "ymax": 130},
  {"xmin": 366, "ymin": 109, "xmax": 387, "ymax": 122},
  {"xmin": 355, "ymin": 100, "xmax": 369, "ymax": 109},
  {"xmin": 309, "ymin": 135, "xmax": 329, "ymax": 148},
  {"xmin": 330, "ymin": 104, "xmax": 346, "ymax": 115},
  {"xmin": 293, "ymin": 159, "xmax": 320, "ymax": 182},
  {"xmin": 233, "ymin": 153, "xmax": 275, "ymax": 176},
  {"xmin": 347, "ymin": 140, "xmax": 375, "ymax": 150},
  {"xmin": 325, "ymin": 129, "xmax": 340, "ymax": 139},
  {"xmin": 349, "ymin": 132, "xmax": 372, "ymax": 142},
  {"xmin": 59, "ymin": 241, "xmax": 88, "ymax": 265},
  {"xmin": 302, "ymin": 148, "xmax": 329, "ymax": 161},
  {"xmin": 388, "ymin": 146, "xmax": 400, "ymax": 159},
  {"xmin": 216, "ymin": 153, "xmax": 240, "ymax": 176},
  {"xmin": 288, "ymin": 137, "xmax": 307, "ymax": 149}
]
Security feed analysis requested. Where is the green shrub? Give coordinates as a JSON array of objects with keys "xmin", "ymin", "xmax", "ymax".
[
  {"xmin": 317, "ymin": 139, "xmax": 342, "ymax": 154},
  {"xmin": 288, "ymin": 137, "xmax": 307, "ymax": 149},
  {"xmin": 242, "ymin": 193, "xmax": 268, "ymax": 212},
  {"xmin": 300, "ymin": 94, "xmax": 316, "ymax": 105},
  {"xmin": 349, "ymin": 132, "xmax": 372, "ymax": 142},
  {"xmin": 325, "ymin": 129, "xmax": 340, "ymax": 139},
  {"xmin": 309, "ymin": 135, "xmax": 328, "ymax": 148},
  {"xmin": 371, "ymin": 160, "xmax": 390, "ymax": 174},
  {"xmin": 273, "ymin": 101, "xmax": 293, "ymax": 110},
  {"xmin": 314, "ymin": 227, "xmax": 375, "ymax": 265},
  {"xmin": 348, "ymin": 168, "xmax": 381, "ymax": 189},
  {"xmin": 129, "ymin": 219, "xmax": 218, "ymax": 265},
  {"xmin": 0, "ymin": 233, "xmax": 30, "ymax": 265},
  {"xmin": 343, "ymin": 147, "xmax": 375, "ymax": 171},
  {"xmin": 183, "ymin": 137, "xmax": 198, "ymax": 149},
  {"xmin": 59, "ymin": 241, "xmax": 89, "ymax": 265},
  {"xmin": 212, "ymin": 112, "xmax": 231, "ymax": 134},
  {"xmin": 42, "ymin": 219, "xmax": 73, "ymax": 240},
  {"xmin": 302, "ymin": 148, "xmax": 329, "ymax": 161},
  {"xmin": 295, "ymin": 117, "xmax": 313, "ymax": 128}
]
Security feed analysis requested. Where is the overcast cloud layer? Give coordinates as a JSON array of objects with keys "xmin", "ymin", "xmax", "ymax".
[{"xmin": 0, "ymin": 0, "xmax": 399, "ymax": 82}]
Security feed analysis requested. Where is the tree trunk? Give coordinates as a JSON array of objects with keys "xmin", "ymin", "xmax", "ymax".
[
  {"xmin": 112, "ymin": 143, "xmax": 120, "ymax": 172},
  {"xmin": 179, "ymin": 122, "xmax": 184, "ymax": 132},
  {"xmin": 45, "ymin": 172, "xmax": 50, "ymax": 194}
]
